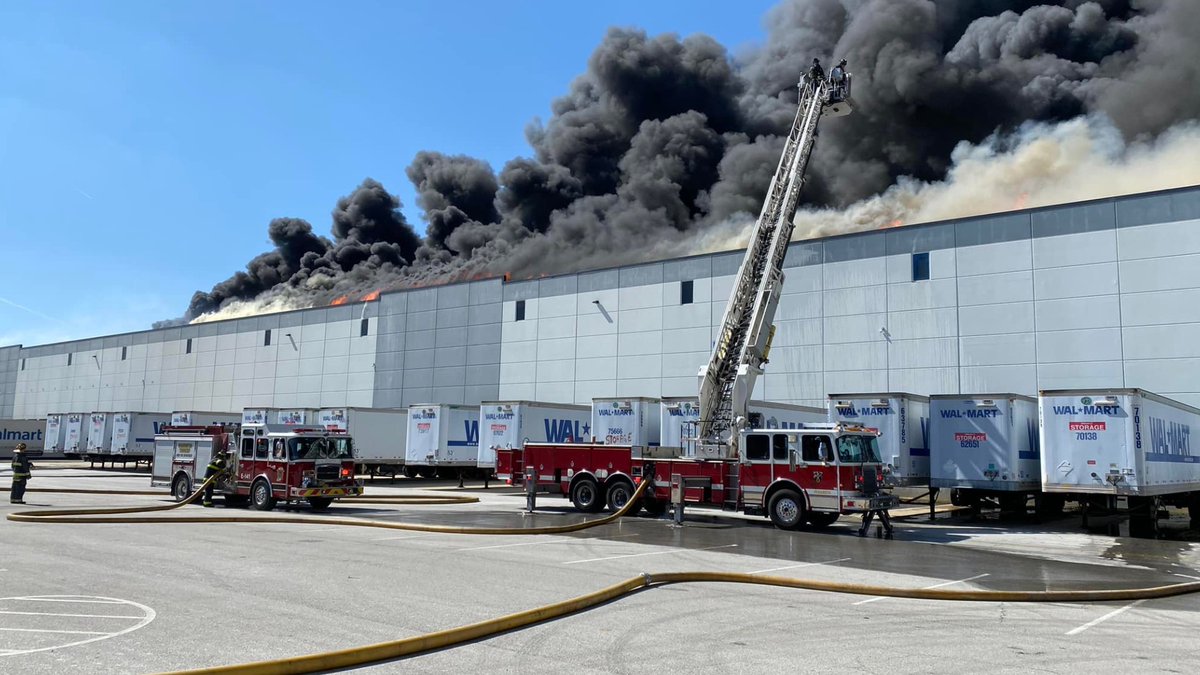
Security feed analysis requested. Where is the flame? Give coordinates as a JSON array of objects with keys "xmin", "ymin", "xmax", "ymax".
[
  {"xmin": 886, "ymin": 219, "xmax": 903, "ymax": 228},
  {"xmin": 1013, "ymin": 192, "xmax": 1030, "ymax": 210},
  {"xmin": 330, "ymin": 295, "xmax": 349, "ymax": 306},
  {"xmin": 361, "ymin": 289, "xmax": 381, "ymax": 302}
]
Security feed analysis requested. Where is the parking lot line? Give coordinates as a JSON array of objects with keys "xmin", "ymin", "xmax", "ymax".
[
  {"xmin": 457, "ymin": 533, "xmax": 641, "ymax": 552},
  {"xmin": 10, "ymin": 598, "xmax": 126, "ymax": 604},
  {"xmin": 1066, "ymin": 600, "xmax": 1145, "ymax": 636},
  {"xmin": 749, "ymin": 558, "xmax": 852, "ymax": 575},
  {"xmin": 0, "ymin": 610, "xmax": 144, "ymax": 619},
  {"xmin": 1174, "ymin": 573, "xmax": 1200, "ymax": 581},
  {"xmin": 0, "ymin": 627, "xmax": 110, "ymax": 635},
  {"xmin": 370, "ymin": 534, "xmax": 439, "ymax": 542},
  {"xmin": 563, "ymin": 544, "xmax": 739, "ymax": 565},
  {"xmin": 853, "ymin": 573, "xmax": 991, "ymax": 606}
]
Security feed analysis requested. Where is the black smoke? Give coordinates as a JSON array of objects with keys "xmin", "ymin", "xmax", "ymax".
[{"xmin": 179, "ymin": 0, "xmax": 1200, "ymax": 320}]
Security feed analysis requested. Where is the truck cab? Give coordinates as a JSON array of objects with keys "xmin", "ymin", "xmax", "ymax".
[{"xmin": 737, "ymin": 423, "xmax": 898, "ymax": 530}]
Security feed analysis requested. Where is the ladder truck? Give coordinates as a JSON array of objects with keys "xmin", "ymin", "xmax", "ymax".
[{"xmin": 498, "ymin": 70, "xmax": 897, "ymax": 534}]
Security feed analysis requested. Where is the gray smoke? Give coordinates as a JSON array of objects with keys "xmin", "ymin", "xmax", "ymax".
[{"xmin": 182, "ymin": 0, "xmax": 1200, "ymax": 321}]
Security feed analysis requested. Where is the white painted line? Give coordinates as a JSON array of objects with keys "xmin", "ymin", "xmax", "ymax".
[
  {"xmin": 9, "ymin": 597, "xmax": 126, "ymax": 604},
  {"xmin": 371, "ymin": 534, "xmax": 438, "ymax": 542},
  {"xmin": 0, "ymin": 610, "xmax": 144, "ymax": 619},
  {"xmin": 0, "ymin": 627, "xmax": 109, "ymax": 635},
  {"xmin": 853, "ymin": 573, "xmax": 990, "ymax": 605},
  {"xmin": 563, "ymin": 544, "xmax": 738, "ymax": 565},
  {"xmin": 1066, "ymin": 600, "xmax": 1145, "ymax": 636},
  {"xmin": 1174, "ymin": 573, "xmax": 1200, "ymax": 581},
  {"xmin": 458, "ymin": 533, "xmax": 641, "ymax": 552},
  {"xmin": 750, "ymin": 557, "xmax": 852, "ymax": 575}
]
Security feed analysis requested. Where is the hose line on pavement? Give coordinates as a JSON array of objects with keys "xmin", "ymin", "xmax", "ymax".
[
  {"xmin": 11, "ymin": 476, "xmax": 1200, "ymax": 674},
  {"xmin": 155, "ymin": 570, "xmax": 1200, "ymax": 675}
]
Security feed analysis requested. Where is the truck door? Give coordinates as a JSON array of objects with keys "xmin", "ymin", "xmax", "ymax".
[
  {"xmin": 741, "ymin": 433, "xmax": 773, "ymax": 506},
  {"xmin": 796, "ymin": 434, "xmax": 840, "ymax": 511},
  {"xmin": 152, "ymin": 440, "xmax": 174, "ymax": 483},
  {"xmin": 236, "ymin": 435, "xmax": 256, "ymax": 490}
]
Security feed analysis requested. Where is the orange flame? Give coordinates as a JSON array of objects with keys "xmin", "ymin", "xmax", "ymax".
[
  {"xmin": 330, "ymin": 295, "xmax": 348, "ymax": 306},
  {"xmin": 361, "ymin": 289, "xmax": 381, "ymax": 302},
  {"xmin": 886, "ymin": 219, "xmax": 903, "ymax": 228}
]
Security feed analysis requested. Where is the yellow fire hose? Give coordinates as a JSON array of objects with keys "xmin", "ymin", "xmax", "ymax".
[{"xmin": 8, "ymin": 476, "xmax": 1200, "ymax": 674}]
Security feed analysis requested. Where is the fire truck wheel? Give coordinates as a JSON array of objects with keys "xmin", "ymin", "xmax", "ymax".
[
  {"xmin": 605, "ymin": 480, "xmax": 637, "ymax": 514},
  {"xmin": 308, "ymin": 497, "xmax": 334, "ymax": 511},
  {"xmin": 806, "ymin": 512, "xmax": 839, "ymax": 528},
  {"xmin": 768, "ymin": 489, "xmax": 806, "ymax": 530},
  {"xmin": 171, "ymin": 475, "xmax": 192, "ymax": 503},
  {"xmin": 570, "ymin": 477, "xmax": 604, "ymax": 513},
  {"xmin": 250, "ymin": 479, "xmax": 277, "ymax": 511}
]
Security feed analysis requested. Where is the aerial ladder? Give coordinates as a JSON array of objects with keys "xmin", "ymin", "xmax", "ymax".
[{"xmin": 695, "ymin": 70, "xmax": 854, "ymax": 465}]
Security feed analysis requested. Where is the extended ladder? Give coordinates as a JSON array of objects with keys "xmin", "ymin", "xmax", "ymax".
[{"xmin": 696, "ymin": 76, "xmax": 853, "ymax": 460}]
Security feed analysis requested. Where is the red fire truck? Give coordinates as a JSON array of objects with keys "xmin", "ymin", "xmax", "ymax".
[
  {"xmin": 497, "ymin": 423, "xmax": 897, "ymax": 532},
  {"xmin": 152, "ymin": 423, "xmax": 363, "ymax": 510}
]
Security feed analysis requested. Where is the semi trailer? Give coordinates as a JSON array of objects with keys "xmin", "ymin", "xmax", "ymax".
[
  {"xmin": 829, "ymin": 393, "xmax": 929, "ymax": 487},
  {"xmin": 318, "ymin": 407, "xmax": 408, "ymax": 476},
  {"xmin": 406, "ymin": 404, "xmax": 481, "ymax": 476},
  {"xmin": 476, "ymin": 401, "xmax": 591, "ymax": 472},
  {"xmin": 591, "ymin": 397, "xmax": 661, "ymax": 446},
  {"xmin": 659, "ymin": 397, "xmax": 826, "ymax": 451}
]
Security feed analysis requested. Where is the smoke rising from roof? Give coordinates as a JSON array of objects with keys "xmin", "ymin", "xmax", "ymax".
[{"xmin": 180, "ymin": 0, "xmax": 1200, "ymax": 324}]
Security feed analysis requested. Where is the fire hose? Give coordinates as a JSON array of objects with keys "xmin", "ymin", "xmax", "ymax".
[{"xmin": 8, "ymin": 476, "xmax": 1200, "ymax": 674}]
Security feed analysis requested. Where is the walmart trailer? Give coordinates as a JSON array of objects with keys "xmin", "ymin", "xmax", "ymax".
[
  {"xmin": 476, "ymin": 401, "xmax": 591, "ymax": 470},
  {"xmin": 659, "ymin": 397, "xmax": 826, "ymax": 452},
  {"xmin": 63, "ymin": 412, "xmax": 88, "ymax": 457},
  {"xmin": 86, "ymin": 412, "xmax": 116, "ymax": 458},
  {"xmin": 319, "ymin": 408, "xmax": 408, "ymax": 474},
  {"xmin": 1039, "ymin": 389, "xmax": 1200, "ymax": 535},
  {"xmin": 828, "ymin": 393, "xmax": 930, "ymax": 486},
  {"xmin": 406, "ymin": 404, "xmax": 481, "ymax": 473},
  {"xmin": 592, "ymin": 397, "xmax": 661, "ymax": 446},
  {"xmin": 43, "ymin": 414, "xmax": 65, "ymax": 455},
  {"xmin": 171, "ymin": 411, "xmax": 241, "ymax": 427},
  {"xmin": 930, "ymin": 394, "xmax": 1041, "ymax": 509},
  {"xmin": 110, "ymin": 413, "xmax": 172, "ymax": 459}
]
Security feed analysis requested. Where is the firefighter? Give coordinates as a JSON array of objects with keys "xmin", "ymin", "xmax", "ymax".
[
  {"xmin": 202, "ymin": 450, "xmax": 229, "ymax": 507},
  {"xmin": 10, "ymin": 442, "xmax": 33, "ymax": 504},
  {"xmin": 807, "ymin": 58, "xmax": 825, "ymax": 93},
  {"xmin": 829, "ymin": 59, "xmax": 848, "ymax": 99}
]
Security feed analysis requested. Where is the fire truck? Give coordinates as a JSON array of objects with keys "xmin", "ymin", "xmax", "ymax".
[
  {"xmin": 498, "ymin": 423, "xmax": 895, "ymax": 531},
  {"xmin": 151, "ymin": 422, "xmax": 363, "ymax": 511},
  {"xmin": 498, "ymin": 67, "xmax": 897, "ymax": 534}
]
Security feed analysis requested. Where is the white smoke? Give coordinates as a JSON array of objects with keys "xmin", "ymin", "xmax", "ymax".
[{"xmin": 790, "ymin": 116, "xmax": 1200, "ymax": 238}]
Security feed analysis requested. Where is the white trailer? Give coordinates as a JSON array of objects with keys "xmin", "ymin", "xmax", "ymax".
[
  {"xmin": 1, "ymin": 419, "xmax": 45, "ymax": 459},
  {"xmin": 1039, "ymin": 389, "xmax": 1200, "ymax": 535},
  {"xmin": 319, "ymin": 407, "xmax": 408, "ymax": 474},
  {"xmin": 930, "ymin": 394, "xmax": 1046, "ymax": 514},
  {"xmin": 110, "ymin": 412, "xmax": 172, "ymax": 459},
  {"xmin": 43, "ymin": 414, "xmax": 66, "ymax": 456},
  {"xmin": 63, "ymin": 412, "xmax": 88, "ymax": 457},
  {"xmin": 659, "ymin": 397, "xmax": 826, "ymax": 452},
  {"xmin": 171, "ymin": 411, "xmax": 241, "ymax": 428},
  {"xmin": 242, "ymin": 408, "xmax": 319, "ymax": 426},
  {"xmin": 828, "ymin": 393, "xmax": 930, "ymax": 486},
  {"xmin": 406, "ymin": 404, "xmax": 481, "ymax": 474},
  {"xmin": 86, "ymin": 412, "xmax": 116, "ymax": 457},
  {"xmin": 477, "ymin": 401, "xmax": 591, "ymax": 470},
  {"xmin": 592, "ymin": 397, "xmax": 661, "ymax": 447}
]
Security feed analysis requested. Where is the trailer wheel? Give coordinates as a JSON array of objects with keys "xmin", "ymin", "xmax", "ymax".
[
  {"xmin": 768, "ymin": 489, "xmax": 805, "ymax": 530},
  {"xmin": 570, "ymin": 477, "xmax": 604, "ymax": 513},
  {"xmin": 171, "ymin": 475, "xmax": 192, "ymax": 503},
  {"xmin": 250, "ymin": 479, "xmax": 276, "ymax": 512},
  {"xmin": 806, "ymin": 512, "xmax": 839, "ymax": 528},
  {"xmin": 605, "ymin": 479, "xmax": 637, "ymax": 514},
  {"xmin": 308, "ymin": 497, "xmax": 334, "ymax": 511}
]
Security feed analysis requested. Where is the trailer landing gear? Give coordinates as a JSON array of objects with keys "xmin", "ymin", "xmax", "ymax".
[{"xmin": 857, "ymin": 508, "xmax": 894, "ymax": 539}]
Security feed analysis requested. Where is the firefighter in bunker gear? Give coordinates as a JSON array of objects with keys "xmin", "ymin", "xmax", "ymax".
[
  {"xmin": 202, "ymin": 451, "xmax": 229, "ymax": 507},
  {"xmin": 10, "ymin": 443, "xmax": 32, "ymax": 504},
  {"xmin": 807, "ymin": 58, "xmax": 825, "ymax": 93}
]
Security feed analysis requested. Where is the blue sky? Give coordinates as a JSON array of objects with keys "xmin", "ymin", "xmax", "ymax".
[{"xmin": 0, "ymin": 0, "xmax": 777, "ymax": 348}]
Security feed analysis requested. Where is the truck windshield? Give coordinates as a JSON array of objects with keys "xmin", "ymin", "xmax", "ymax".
[
  {"xmin": 288, "ymin": 437, "xmax": 354, "ymax": 461},
  {"xmin": 836, "ymin": 435, "xmax": 881, "ymax": 463}
]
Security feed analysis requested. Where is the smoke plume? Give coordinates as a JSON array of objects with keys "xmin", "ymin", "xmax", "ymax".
[{"xmin": 182, "ymin": 0, "xmax": 1200, "ymax": 323}]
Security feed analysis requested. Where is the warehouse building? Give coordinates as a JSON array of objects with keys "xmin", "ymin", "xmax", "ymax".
[{"xmin": 2, "ymin": 184, "xmax": 1198, "ymax": 418}]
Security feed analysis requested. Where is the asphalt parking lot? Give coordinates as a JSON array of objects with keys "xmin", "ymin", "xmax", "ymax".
[{"xmin": 2, "ymin": 467, "xmax": 1199, "ymax": 674}]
